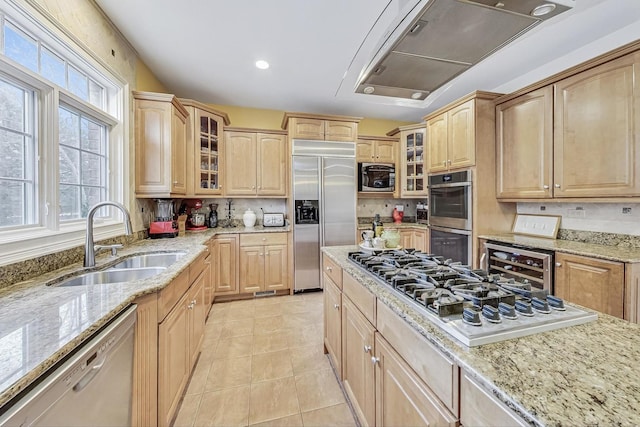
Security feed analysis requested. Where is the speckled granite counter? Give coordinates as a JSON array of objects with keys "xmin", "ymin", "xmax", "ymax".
[
  {"xmin": 357, "ymin": 221, "xmax": 429, "ymax": 230},
  {"xmin": 322, "ymin": 245, "xmax": 640, "ymax": 426},
  {"xmin": 480, "ymin": 233, "xmax": 640, "ymax": 263},
  {"xmin": 0, "ymin": 225, "xmax": 289, "ymax": 408}
]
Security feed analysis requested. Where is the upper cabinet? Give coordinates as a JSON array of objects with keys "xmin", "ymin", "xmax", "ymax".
[
  {"xmin": 224, "ymin": 128, "xmax": 287, "ymax": 197},
  {"xmin": 356, "ymin": 136, "xmax": 398, "ymax": 163},
  {"xmin": 179, "ymin": 99, "xmax": 230, "ymax": 197},
  {"xmin": 133, "ymin": 91, "xmax": 189, "ymax": 198},
  {"xmin": 425, "ymin": 93, "xmax": 500, "ymax": 174},
  {"xmin": 282, "ymin": 112, "xmax": 362, "ymax": 142},
  {"xmin": 398, "ymin": 124, "xmax": 426, "ymax": 197},
  {"xmin": 497, "ymin": 49, "xmax": 640, "ymax": 199}
]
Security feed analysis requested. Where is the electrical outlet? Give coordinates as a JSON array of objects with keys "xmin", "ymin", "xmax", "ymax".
[
  {"xmin": 623, "ymin": 207, "xmax": 632, "ymax": 215},
  {"xmin": 540, "ymin": 206, "xmax": 546, "ymax": 211},
  {"xmin": 566, "ymin": 208, "xmax": 586, "ymax": 218}
]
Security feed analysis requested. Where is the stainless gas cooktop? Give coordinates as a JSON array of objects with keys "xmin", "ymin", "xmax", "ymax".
[{"xmin": 348, "ymin": 249, "xmax": 597, "ymax": 347}]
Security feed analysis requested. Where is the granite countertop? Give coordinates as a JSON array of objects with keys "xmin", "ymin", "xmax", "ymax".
[
  {"xmin": 322, "ymin": 246, "xmax": 640, "ymax": 426},
  {"xmin": 357, "ymin": 222, "xmax": 429, "ymax": 230},
  {"xmin": 0, "ymin": 225, "xmax": 290, "ymax": 408},
  {"xmin": 480, "ymin": 233, "xmax": 640, "ymax": 263}
]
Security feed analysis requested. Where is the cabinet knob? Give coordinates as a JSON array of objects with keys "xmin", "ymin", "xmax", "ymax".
[
  {"xmin": 259, "ymin": 253, "xmax": 264, "ymax": 256},
  {"xmin": 333, "ymin": 304, "xmax": 339, "ymax": 310},
  {"xmin": 326, "ymin": 266, "xmax": 332, "ymax": 272},
  {"xmin": 447, "ymin": 159, "xmax": 451, "ymax": 165},
  {"xmin": 364, "ymin": 345, "xmax": 372, "ymax": 353},
  {"xmin": 543, "ymin": 185, "xmax": 549, "ymax": 189},
  {"xmin": 252, "ymin": 186, "xmax": 256, "ymax": 189},
  {"xmin": 556, "ymin": 262, "xmax": 562, "ymax": 267},
  {"xmin": 173, "ymin": 181, "xmax": 179, "ymax": 184},
  {"xmin": 220, "ymin": 185, "xmax": 223, "ymax": 189},
  {"xmin": 258, "ymin": 186, "xmax": 261, "ymax": 189},
  {"xmin": 371, "ymin": 356, "xmax": 380, "ymax": 365},
  {"xmin": 442, "ymin": 161, "xmax": 446, "ymax": 166},
  {"xmin": 555, "ymin": 184, "xmax": 561, "ymax": 188}
]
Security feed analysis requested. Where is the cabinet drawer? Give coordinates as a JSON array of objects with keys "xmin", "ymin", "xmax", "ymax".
[
  {"xmin": 460, "ymin": 371, "xmax": 527, "ymax": 427},
  {"xmin": 343, "ymin": 272, "xmax": 376, "ymax": 326},
  {"xmin": 376, "ymin": 300, "xmax": 458, "ymax": 415},
  {"xmin": 322, "ymin": 255, "xmax": 342, "ymax": 289},
  {"xmin": 240, "ymin": 232, "xmax": 287, "ymax": 246},
  {"xmin": 158, "ymin": 268, "xmax": 190, "ymax": 321},
  {"xmin": 189, "ymin": 249, "xmax": 209, "ymax": 283}
]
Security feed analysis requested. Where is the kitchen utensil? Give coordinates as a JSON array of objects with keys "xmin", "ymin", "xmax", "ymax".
[{"xmin": 373, "ymin": 237, "xmax": 386, "ymax": 249}]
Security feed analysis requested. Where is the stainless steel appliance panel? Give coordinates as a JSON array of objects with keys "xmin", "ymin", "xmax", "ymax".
[
  {"xmin": 322, "ymin": 157, "xmax": 356, "ymax": 247},
  {"xmin": 429, "ymin": 225, "xmax": 472, "ymax": 265},
  {"xmin": 428, "ymin": 170, "xmax": 472, "ymax": 230},
  {"xmin": 294, "ymin": 223, "xmax": 321, "ymax": 290},
  {"xmin": 0, "ymin": 306, "xmax": 137, "ymax": 427},
  {"xmin": 293, "ymin": 156, "xmax": 320, "ymax": 201}
]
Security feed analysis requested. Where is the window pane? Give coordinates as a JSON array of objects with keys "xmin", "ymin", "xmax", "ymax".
[
  {"xmin": 81, "ymin": 187, "xmax": 102, "ymax": 217},
  {"xmin": 59, "ymin": 146, "xmax": 79, "ymax": 185},
  {"xmin": 0, "ymin": 80, "xmax": 25, "ymax": 132},
  {"xmin": 41, "ymin": 47, "xmax": 66, "ymax": 87},
  {"xmin": 68, "ymin": 66, "xmax": 88, "ymax": 100},
  {"xmin": 88, "ymin": 79, "xmax": 104, "ymax": 109},
  {"xmin": 59, "ymin": 108, "xmax": 79, "ymax": 148},
  {"xmin": 3, "ymin": 23, "xmax": 38, "ymax": 72},
  {"xmin": 59, "ymin": 184, "xmax": 79, "ymax": 220},
  {"xmin": 0, "ymin": 130, "xmax": 25, "ymax": 179},
  {"xmin": 81, "ymin": 152, "xmax": 102, "ymax": 186},
  {"xmin": 81, "ymin": 117, "xmax": 103, "ymax": 153},
  {"xmin": 0, "ymin": 181, "xmax": 27, "ymax": 226}
]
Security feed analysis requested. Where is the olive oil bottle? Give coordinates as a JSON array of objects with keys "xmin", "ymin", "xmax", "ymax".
[{"xmin": 372, "ymin": 213, "xmax": 384, "ymax": 237}]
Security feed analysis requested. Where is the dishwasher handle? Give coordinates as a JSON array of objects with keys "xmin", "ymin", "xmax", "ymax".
[{"xmin": 72, "ymin": 358, "xmax": 106, "ymax": 393}]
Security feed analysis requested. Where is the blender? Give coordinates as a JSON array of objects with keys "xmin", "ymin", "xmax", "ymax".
[{"xmin": 149, "ymin": 199, "xmax": 179, "ymax": 238}]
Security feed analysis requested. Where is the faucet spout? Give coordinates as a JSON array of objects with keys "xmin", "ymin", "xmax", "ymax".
[{"xmin": 84, "ymin": 201, "xmax": 133, "ymax": 268}]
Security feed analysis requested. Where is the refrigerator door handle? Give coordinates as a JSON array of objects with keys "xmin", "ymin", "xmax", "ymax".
[{"xmin": 319, "ymin": 157, "xmax": 325, "ymax": 247}]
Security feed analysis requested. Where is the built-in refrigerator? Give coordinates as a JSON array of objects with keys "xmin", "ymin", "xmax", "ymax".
[{"xmin": 292, "ymin": 140, "xmax": 356, "ymax": 291}]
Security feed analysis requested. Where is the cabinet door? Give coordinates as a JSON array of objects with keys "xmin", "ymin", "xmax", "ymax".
[
  {"xmin": 290, "ymin": 117, "xmax": 325, "ymax": 140},
  {"xmin": 427, "ymin": 114, "xmax": 448, "ymax": 173},
  {"xmin": 264, "ymin": 244, "xmax": 288, "ymax": 290},
  {"xmin": 555, "ymin": 253, "xmax": 624, "ymax": 318},
  {"xmin": 239, "ymin": 245, "xmax": 264, "ymax": 293},
  {"xmin": 158, "ymin": 295, "xmax": 190, "ymax": 427},
  {"xmin": 460, "ymin": 370, "xmax": 527, "ymax": 427},
  {"xmin": 170, "ymin": 107, "xmax": 187, "ymax": 194},
  {"xmin": 400, "ymin": 129, "xmax": 426, "ymax": 196},
  {"xmin": 554, "ymin": 52, "xmax": 640, "ymax": 197},
  {"xmin": 224, "ymin": 131, "xmax": 257, "ymax": 195},
  {"xmin": 342, "ymin": 297, "xmax": 376, "ymax": 427},
  {"xmin": 194, "ymin": 110, "xmax": 223, "ymax": 196},
  {"xmin": 413, "ymin": 230, "xmax": 427, "ymax": 252},
  {"xmin": 356, "ymin": 140, "xmax": 375, "ymax": 162},
  {"xmin": 399, "ymin": 230, "xmax": 413, "ymax": 249},
  {"xmin": 375, "ymin": 334, "xmax": 457, "ymax": 427},
  {"xmin": 257, "ymin": 133, "xmax": 287, "ymax": 196},
  {"xmin": 375, "ymin": 140, "xmax": 397, "ymax": 163},
  {"xmin": 323, "ymin": 275, "xmax": 343, "ymax": 379},
  {"xmin": 496, "ymin": 87, "xmax": 553, "ymax": 199},
  {"xmin": 213, "ymin": 235, "xmax": 238, "ymax": 295},
  {"xmin": 189, "ymin": 272, "xmax": 207, "ymax": 369},
  {"xmin": 325, "ymin": 120, "xmax": 357, "ymax": 142},
  {"xmin": 447, "ymin": 100, "xmax": 475, "ymax": 170}
]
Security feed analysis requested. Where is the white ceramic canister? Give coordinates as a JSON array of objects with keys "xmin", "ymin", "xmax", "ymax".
[{"xmin": 243, "ymin": 209, "xmax": 257, "ymax": 227}]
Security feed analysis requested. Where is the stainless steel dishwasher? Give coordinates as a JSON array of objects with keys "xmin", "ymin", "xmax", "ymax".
[{"xmin": 0, "ymin": 305, "xmax": 137, "ymax": 426}]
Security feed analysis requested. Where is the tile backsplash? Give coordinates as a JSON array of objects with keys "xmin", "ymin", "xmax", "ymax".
[
  {"xmin": 357, "ymin": 198, "xmax": 422, "ymax": 223},
  {"xmin": 517, "ymin": 202, "xmax": 640, "ymax": 236}
]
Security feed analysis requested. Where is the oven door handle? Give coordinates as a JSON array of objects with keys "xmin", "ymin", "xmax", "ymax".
[
  {"xmin": 428, "ymin": 225, "xmax": 472, "ymax": 235},
  {"xmin": 429, "ymin": 181, "xmax": 471, "ymax": 189}
]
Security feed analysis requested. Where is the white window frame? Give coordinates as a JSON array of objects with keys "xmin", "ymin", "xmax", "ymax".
[{"xmin": 0, "ymin": 0, "xmax": 130, "ymax": 266}]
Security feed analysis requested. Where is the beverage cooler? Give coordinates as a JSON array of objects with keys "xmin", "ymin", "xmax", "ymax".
[{"xmin": 483, "ymin": 241, "xmax": 555, "ymax": 293}]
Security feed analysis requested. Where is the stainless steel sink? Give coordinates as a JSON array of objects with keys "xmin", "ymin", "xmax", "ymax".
[
  {"xmin": 54, "ymin": 267, "xmax": 167, "ymax": 287},
  {"xmin": 109, "ymin": 252, "xmax": 187, "ymax": 269}
]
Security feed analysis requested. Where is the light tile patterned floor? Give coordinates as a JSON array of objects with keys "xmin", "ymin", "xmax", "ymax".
[{"xmin": 173, "ymin": 292, "xmax": 357, "ymax": 427}]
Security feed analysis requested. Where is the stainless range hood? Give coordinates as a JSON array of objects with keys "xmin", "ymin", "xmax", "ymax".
[{"xmin": 357, "ymin": 0, "xmax": 575, "ymax": 100}]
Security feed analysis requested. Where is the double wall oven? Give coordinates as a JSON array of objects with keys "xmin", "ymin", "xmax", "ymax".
[{"xmin": 428, "ymin": 170, "xmax": 472, "ymax": 265}]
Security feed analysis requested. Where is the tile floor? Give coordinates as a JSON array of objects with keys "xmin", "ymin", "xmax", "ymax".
[{"xmin": 172, "ymin": 291, "xmax": 358, "ymax": 427}]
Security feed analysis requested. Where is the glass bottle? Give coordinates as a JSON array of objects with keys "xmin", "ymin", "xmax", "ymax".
[
  {"xmin": 372, "ymin": 214, "xmax": 384, "ymax": 237},
  {"xmin": 208, "ymin": 204, "xmax": 218, "ymax": 228}
]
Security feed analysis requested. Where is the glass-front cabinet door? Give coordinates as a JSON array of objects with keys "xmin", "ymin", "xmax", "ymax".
[
  {"xmin": 196, "ymin": 111, "xmax": 223, "ymax": 195},
  {"xmin": 400, "ymin": 126, "xmax": 426, "ymax": 197}
]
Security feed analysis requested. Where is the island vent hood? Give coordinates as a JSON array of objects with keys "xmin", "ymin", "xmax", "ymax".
[{"xmin": 356, "ymin": 0, "xmax": 575, "ymax": 100}]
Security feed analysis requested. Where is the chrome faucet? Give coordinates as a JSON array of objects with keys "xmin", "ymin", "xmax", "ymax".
[{"xmin": 84, "ymin": 201, "xmax": 133, "ymax": 267}]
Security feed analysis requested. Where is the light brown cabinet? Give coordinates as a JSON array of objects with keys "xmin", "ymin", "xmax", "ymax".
[
  {"xmin": 180, "ymin": 99, "xmax": 230, "ymax": 196},
  {"xmin": 399, "ymin": 228, "xmax": 428, "ymax": 252},
  {"xmin": 555, "ymin": 252, "xmax": 625, "ymax": 318},
  {"xmin": 342, "ymin": 296, "xmax": 376, "ymax": 427},
  {"xmin": 375, "ymin": 334, "xmax": 457, "ymax": 427},
  {"xmin": 323, "ymin": 270, "xmax": 343, "ymax": 379},
  {"xmin": 496, "ymin": 50, "xmax": 640, "ymax": 199},
  {"xmin": 239, "ymin": 232, "xmax": 288, "ymax": 293},
  {"xmin": 399, "ymin": 125, "xmax": 426, "ymax": 197},
  {"xmin": 133, "ymin": 91, "xmax": 189, "ymax": 198},
  {"xmin": 427, "ymin": 99, "xmax": 475, "ymax": 173},
  {"xmin": 356, "ymin": 136, "xmax": 397, "ymax": 163},
  {"xmin": 282, "ymin": 113, "xmax": 361, "ymax": 142},
  {"xmin": 496, "ymin": 86, "xmax": 553, "ymax": 199},
  {"xmin": 224, "ymin": 129, "xmax": 287, "ymax": 197},
  {"xmin": 211, "ymin": 234, "xmax": 239, "ymax": 296}
]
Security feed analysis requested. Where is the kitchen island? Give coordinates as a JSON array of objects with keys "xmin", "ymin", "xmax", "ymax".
[{"xmin": 322, "ymin": 245, "xmax": 640, "ymax": 426}]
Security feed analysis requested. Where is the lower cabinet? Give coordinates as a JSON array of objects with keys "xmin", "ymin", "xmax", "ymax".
[
  {"xmin": 555, "ymin": 252, "xmax": 624, "ymax": 318},
  {"xmin": 375, "ymin": 334, "xmax": 457, "ymax": 427},
  {"xmin": 211, "ymin": 234, "xmax": 239, "ymax": 295},
  {"xmin": 323, "ymin": 272, "xmax": 343, "ymax": 379},
  {"xmin": 239, "ymin": 232, "xmax": 288, "ymax": 293}
]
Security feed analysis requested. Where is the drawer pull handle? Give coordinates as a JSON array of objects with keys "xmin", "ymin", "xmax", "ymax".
[
  {"xmin": 555, "ymin": 184, "xmax": 561, "ymax": 188},
  {"xmin": 364, "ymin": 345, "xmax": 372, "ymax": 353},
  {"xmin": 371, "ymin": 356, "xmax": 380, "ymax": 365},
  {"xmin": 543, "ymin": 185, "xmax": 549, "ymax": 189},
  {"xmin": 333, "ymin": 304, "xmax": 339, "ymax": 310},
  {"xmin": 326, "ymin": 266, "xmax": 332, "ymax": 272},
  {"xmin": 556, "ymin": 262, "xmax": 562, "ymax": 267}
]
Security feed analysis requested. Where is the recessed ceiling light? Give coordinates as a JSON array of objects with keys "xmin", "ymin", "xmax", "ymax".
[
  {"xmin": 411, "ymin": 92, "xmax": 423, "ymax": 100},
  {"xmin": 531, "ymin": 3, "xmax": 556, "ymax": 16},
  {"xmin": 363, "ymin": 86, "xmax": 375, "ymax": 94},
  {"xmin": 255, "ymin": 60, "xmax": 269, "ymax": 70}
]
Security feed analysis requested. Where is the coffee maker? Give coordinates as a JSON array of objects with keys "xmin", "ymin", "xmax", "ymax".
[{"xmin": 149, "ymin": 199, "xmax": 179, "ymax": 238}]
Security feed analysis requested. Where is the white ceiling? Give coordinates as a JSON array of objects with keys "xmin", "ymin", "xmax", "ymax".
[{"xmin": 95, "ymin": 0, "xmax": 640, "ymax": 122}]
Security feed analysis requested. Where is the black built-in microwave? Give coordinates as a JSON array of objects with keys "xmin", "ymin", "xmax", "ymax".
[{"xmin": 358, "ymin": 163, "xmax": 395, "ymax": 192}]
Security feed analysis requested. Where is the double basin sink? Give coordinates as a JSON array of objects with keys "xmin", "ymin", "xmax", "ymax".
[{"xmin": 51, "ymin": 252, "xmax": 187, "ymax": 287}]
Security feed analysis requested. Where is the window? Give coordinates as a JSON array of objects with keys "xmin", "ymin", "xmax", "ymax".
[{"xmin": 0, "ymin": 1, "xmax": 127, "ymax": 264}]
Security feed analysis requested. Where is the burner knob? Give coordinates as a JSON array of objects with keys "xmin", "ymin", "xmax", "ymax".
[
  {"xmin": 547, "ymin": 295, "xmax": 566, "ymax": 311},
  {"xmin": 481, "ymin": 305, "xmax": 501, "ymax": 323},
  {"xmin": 515, "ymin": 300, "xmax": 534, "ymax": 316},
  {"xmin": 498, "ymin": 302, "xmax": 517, "ymax": 320},
  {"xmin": 532, "ymin": 297, "xmax": 551, "ymax": 314},
  {"xmin": 462, "ymin": 307, "xmax": 482, "ymax": 326}
]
